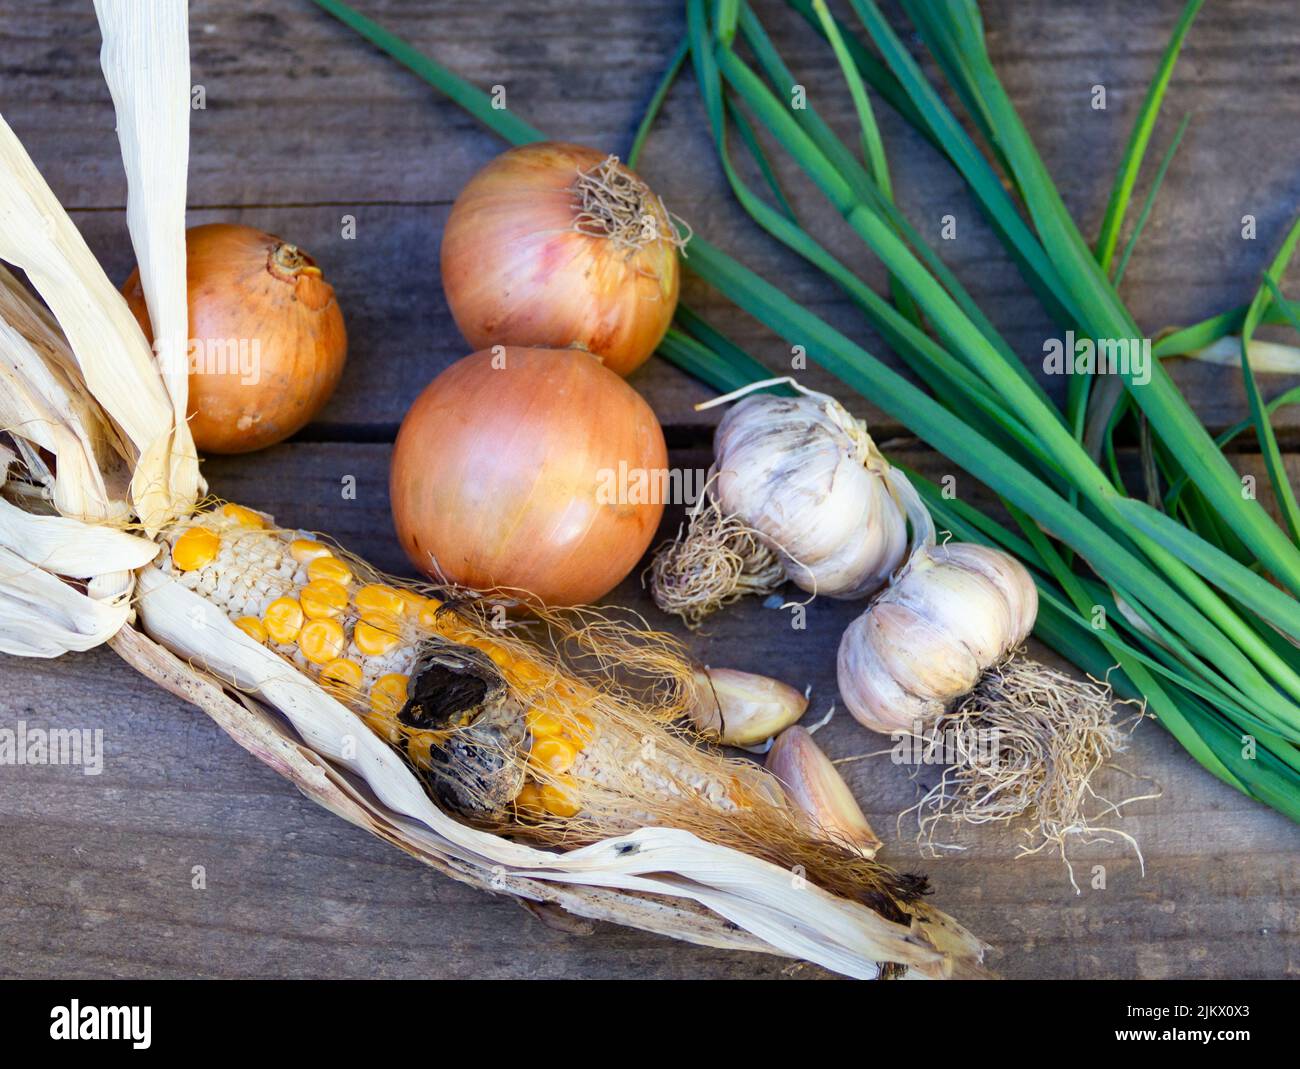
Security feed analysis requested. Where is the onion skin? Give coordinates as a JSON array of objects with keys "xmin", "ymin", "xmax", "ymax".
[
  {"xmin": 123, "ymin": 222, "xmax": 347, "ymax": 454},
  {"xmin": 440, "ymin": 142, "xmax": 679, "ymax": 377},
  {"xmin": 390, "ymin": 347, "xmax": 668, "ymax": 606}
]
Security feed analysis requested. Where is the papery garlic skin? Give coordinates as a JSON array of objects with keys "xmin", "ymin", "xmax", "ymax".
[
  {"xmin": 687, "ymin": 666, "xmax": 808, "ymax": 746},
  {"xmin": 766, "ymin": 725, "xmax": 882, "ymax": 858},
  {"xmin": 838, "ymin": 542, "xmax": 1038, "ymax": 734},
  {"xmin": 713, "ymin": 392, "xmax": 910, "ymax": 599}
]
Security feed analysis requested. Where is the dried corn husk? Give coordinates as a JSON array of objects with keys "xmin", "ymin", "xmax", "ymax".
[
  {"xmin": 0, "ymin": 2, "xmax": 197, "ymax": 534},
  {"xmin": 132, "ymin": 565, "xmax": 985, "ymax": 978},
  {"xmin": 0, "ymin": 268, "xmax": 131, "ymax": 522}
]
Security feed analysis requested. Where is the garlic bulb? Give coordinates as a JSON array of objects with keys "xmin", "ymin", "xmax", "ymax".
[
  {"xmin": 766, "ymin": 725, "xmax": 881, "ymax": 858},
  {"xmin": 712, "ymin": 388, "xmax": 912, "ymax": 599},
  {"xmin": 836, "ymin": 523, "xmax": 1130, "ymax": 874},
  {"xmin": 838, "ymin": 541, "xmax": 1038, "ymax": 734}
]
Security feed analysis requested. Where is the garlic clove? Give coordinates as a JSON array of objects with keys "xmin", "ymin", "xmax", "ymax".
[
  {"xmin": 868, "ymin": 602, "xmax": 982, "ymax": 703},
  {"xmin": 687, "ymin": 667, "xmax": 808, "ymax": 746},
  {"xmin": 892, "ymin": 555, "xmax": 1010, "ymax": 667},
  {"xmin": 765, "ymin": 725, "xmax": 881, "ymax": 858},
  {"xmin": 837, "ymin": 539, "xmax": 1040, "ymax": 736},
  {"xmin": 949, "ymin": 543, "xmax": 1038, "ymax": 646}
]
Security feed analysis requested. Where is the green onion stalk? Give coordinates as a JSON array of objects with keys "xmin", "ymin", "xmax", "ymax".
[{"xmin": 308, "ymin": 0, "xmax": 1300, "ymax": 824}]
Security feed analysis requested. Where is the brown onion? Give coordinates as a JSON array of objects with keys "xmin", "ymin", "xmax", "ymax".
[
  {"xmin": 123, "ymin": 222, "xmax": 347, "ymax": 454},
  {"xmin": 390, "ymin": 347, "xmax": 667, "ymax": 606},
  {"xmin": 440, "ymin": 141, "xmax": 681, "ymax": 377}
]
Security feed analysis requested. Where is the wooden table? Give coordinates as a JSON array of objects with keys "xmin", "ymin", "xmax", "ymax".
[{"xmin": 1, "ymin": 0, "xmax": 1297, "ymax": 980}]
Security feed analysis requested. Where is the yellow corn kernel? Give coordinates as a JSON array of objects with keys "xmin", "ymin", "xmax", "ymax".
[
  {"xmin": 432, "ymin": 615, "xmax": 475, "ymax": 643},
  {"xmin": 263, "ymin": 596, "xmax": 304, "ymax": 644},
  {"xmin": 531, "ymin": 695, "xmax": 594, "ymax": 747},
  {"xmin": 299, "ymin": 578, "xmax": 349, "ymax": 620},
  {"xmin": 564, "ymin": 711, "xmax": 595, "ymax": 747},
  {"xmin": 408, "ymin": 731, "xmax": 437, "ymax": 770},
  {"xmin": 220, "ymin": 503, "xmax": 264, "ymax": 528},
  {"xmin": 395, "ymin": 588, "xmax": 425, "ymax": 612},
  {"xmin": 171, "ymin": 526, "xmax": 220, "ymax": 571},
  {"xmin": 557, "ymin": 680, "xmax": 599, "ymax": 706},
  {"xmin": 525, "ymin": 705, "xmax": 567, "ymax": 739},
  {"xmin": 466, "ymin": 635, "xmax": 513, "ymax": 664},
  {"xmin": 233, "ymin": 616, "xmax": 268, "ymax": 644},
  {"xmin": 307, "ymin": 555, "xmax": 353, "ymax": 587},
  {"xmin": 508, "ymin": 659, "xmax": 548, "ymax": 687},
  {"xmin": 417, "ymin": 598, "xmax": 447, "ymax": 630},
  {"xmin": 514, "ymin": 781, "xmax": 544, "ymax": 815},
  {"xmin": 530, "ymin": 736, "xmax": 578, "ymax": 775},
  {"xmin": 290, "ymin": 538, "xmax": 333, "ymax": 564},
  {"xmin": 355, "ymin": 584, "xmax": 406, "ymax": 626},
  {"xmin": 397, "ymin": 589, "xmax": 434, "ymax": 617},
  {"xmin": 299, "ymin": 617, "xmax": 345, "ymax": 665},
  {"xmin": 488, "ymin": 647, "xmax": 515, "ymax": 669},
  {"xmin": 539, "ymin": 779, "xmax": 581, "ymax": 817},
  {"xmin": 370, "ymin": 672, "xmax": 409, "ymax": 716},
  {"xmin": 320, "ymin": 657, "xmax": 363, "ymax": 693},
  {"xmin": 354, "ymin": 620, "xmax": 401, "ymax": 657},
  {"xmin": 363, "ymin": 709, "xmax": 403, "ymax": 745}
]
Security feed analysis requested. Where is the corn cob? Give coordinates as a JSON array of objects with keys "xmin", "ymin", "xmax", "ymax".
[
  {"xmin": 156, "ymin": 502, "xmax": 766, "ymax": 830},
  {"xmin": 145, "ymin": 501, "xmax": 993, "ymax": 979},
  {"xmin": 140, "ymin": 522, "xmax": 997, "ymax": 976},
  {"xmin": 151, "ymin": 501, "xmax": 985, "ymax": 974}
]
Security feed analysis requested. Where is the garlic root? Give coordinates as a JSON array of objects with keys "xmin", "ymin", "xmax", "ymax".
[
  {"xmin": 838, "ymin": 534, "xmax": 1146, "ymax": 879},
  {"xmin": 897, "ymin": 656, "xmax": 1147, "ymax": 892},
  {"xmin": 647, "ymin": 493, "xmax": 784, "ymax": 628}
]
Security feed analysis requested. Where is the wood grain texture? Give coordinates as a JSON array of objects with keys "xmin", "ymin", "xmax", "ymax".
[{"xmin": 1, "ymin": 0, "xmax": 1298, "ymax": 980}]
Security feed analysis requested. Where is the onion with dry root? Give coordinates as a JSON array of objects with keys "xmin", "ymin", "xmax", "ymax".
[
  {"xmin": 649, "ymin": 378, "xmax": 916, "ymax": 626},
  {"xmin": 390, "ymin": 347, "xmax": 668, "ymax": 607},
  {"xmin": 123, "ymin": 222, "xmax": 347, "ymax": 454},
  {"xmin": 441, "ymin": 141, "xmax": 684, "ymax": 377}
]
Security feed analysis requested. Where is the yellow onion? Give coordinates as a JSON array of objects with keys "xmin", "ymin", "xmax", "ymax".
[
  {"xmin": 440, "ymin": 141, "xmax": 681, "ymax": 377},
  {"xmin": 123, "ymin": 222, "xmax": 346, "ymax": 455},
  {"xmin": 837, "ymin": 540, "xmax": 1038, "ymax": 734},
  {"xmin": 390, "ymin": 347, "xmax": 667, "ymax": 606}
]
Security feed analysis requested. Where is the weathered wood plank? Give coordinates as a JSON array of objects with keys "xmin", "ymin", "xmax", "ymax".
[
  {"xmin": 64, "ymin": 196, "xmax": 1300, "ymax": 442},
  {"xmin": 1, "ymin": 1, "xmax": 1296, "ymax": 435}
]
